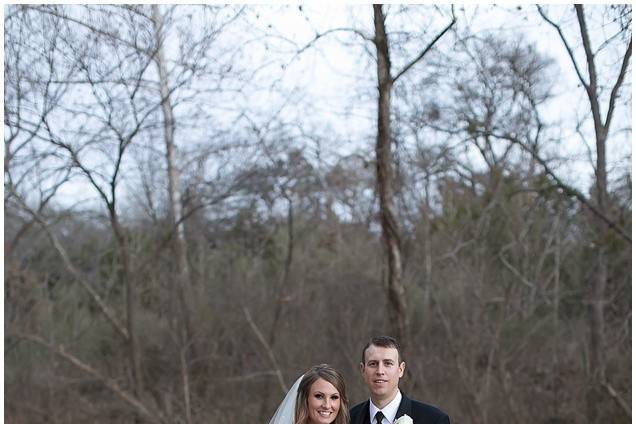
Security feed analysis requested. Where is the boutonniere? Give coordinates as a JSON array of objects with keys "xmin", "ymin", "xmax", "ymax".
[{"xmin": 395, "ymin": 415, "xmax": 413, "ymax": 424}]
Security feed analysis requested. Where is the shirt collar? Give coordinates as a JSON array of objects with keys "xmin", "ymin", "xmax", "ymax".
[{"xmin": 369, "ymin": 391, "xmax": 402, "ymax": 424}]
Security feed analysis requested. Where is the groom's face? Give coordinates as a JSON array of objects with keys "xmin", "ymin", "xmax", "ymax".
[{"xmin": 360, "ymin": 344, "xmax": 405, "ymax": 404}]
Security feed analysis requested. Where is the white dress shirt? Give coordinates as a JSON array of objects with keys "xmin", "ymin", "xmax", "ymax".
[{"xmin": 369, "ymin": 391, "xmax": 402, "ymax": 424}]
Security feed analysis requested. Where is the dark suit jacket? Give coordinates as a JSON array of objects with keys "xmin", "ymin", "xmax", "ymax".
[{"xmin": 350, "ymin": 393, "xmax": 450, "ymax": 424}]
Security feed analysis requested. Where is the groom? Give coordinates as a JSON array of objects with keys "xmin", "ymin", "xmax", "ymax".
[{"xmin": 350, "ymin": 336, "xmax": 450, "ymax": 424}]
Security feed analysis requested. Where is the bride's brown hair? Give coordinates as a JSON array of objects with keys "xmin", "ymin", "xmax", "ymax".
[{"xmin": 294, "ymin": 364, "xmax": 350, "ymax": 424}]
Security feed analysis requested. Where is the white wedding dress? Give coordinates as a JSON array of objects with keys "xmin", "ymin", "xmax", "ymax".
[{"xmin": 268, "ymin": 375, "xmax": 304, "ymax": 424}]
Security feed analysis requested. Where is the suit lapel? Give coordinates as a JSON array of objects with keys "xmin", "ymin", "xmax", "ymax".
[
  {"xmin": 353, "ymin": 400, "xmax": 371, "ymax": 424},
  {"xmin": 394, "ymin": 394, "xmax": 412, "ymax": 423}
]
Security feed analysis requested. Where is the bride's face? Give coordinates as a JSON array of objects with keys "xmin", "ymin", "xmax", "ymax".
[{"xmin": 307, "ymin": 378, "xmax": 341, "ymax": 424}]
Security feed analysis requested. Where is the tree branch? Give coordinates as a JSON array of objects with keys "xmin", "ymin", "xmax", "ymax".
[
  {"xmin": 22, "ymin": 5, "xmax": 151, "ymax": 54},
  {"xmin": 537, "ymin": 5, "xmax": 589, "ymax": 90},
  {"xmin": 574, "ymin": 5, "xmax": 598, "ymax": 88},
  {"xmin": 289, "ymin": 26, "xmax": 373, "ymax": 66},
  {"xmin": 602, "ymin": 380, "xmax": 631, "ymax": 420},
  {"xmin": 13, "ymin": 333, "xmax": 165, "ymax": 423},
  {"xmin": 604, "ymin": 38, "xmax": 632, "ymax": 131},
  {"xmin": 498, "ymin": 249, "xmax": 536, "ymax": 289},
  {"xmin": 392, "ymin": 7, "xmax": 456, "ymax": 83},
  {"xmin": 492, "ymin": 131, "xmax": 631, "ymax": 243},
  {"xmin": 243, "ymin": 306, "xmax": 287, "ymax": 395},
  {"xmin": 574, "ymin": 5, "xmax": 603, "ymax": 131},
  {"xmin": 15, "ymin": 198, "xmax": 131, "ymax": 340}
]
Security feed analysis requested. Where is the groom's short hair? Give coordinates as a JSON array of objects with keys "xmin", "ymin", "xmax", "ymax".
[{"xmin": 361, "ymin": 335, "xmax": 403, "ymax": 364}]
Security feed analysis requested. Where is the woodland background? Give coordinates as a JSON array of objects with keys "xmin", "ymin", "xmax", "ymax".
[{"xmin": 4, "ymin": 4, "xmax": 632, "ymax": 424}]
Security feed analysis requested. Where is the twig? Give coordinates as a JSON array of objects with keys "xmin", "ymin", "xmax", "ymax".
[
  {"xmin": 242, "ymin": 306, "xmax": 287, "ymax": 395},
  {"xmin": 602, "ymin": 380, "xmax": 631, "ymax": 419},
  {"xmin": 498, "ymin": 250, "xmax": 535, "ymax": 289}
]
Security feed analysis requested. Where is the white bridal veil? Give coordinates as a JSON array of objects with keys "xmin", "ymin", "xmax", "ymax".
[{"xmin": 268, "ymin": 374, "xmax": 304, "ymax": 424}]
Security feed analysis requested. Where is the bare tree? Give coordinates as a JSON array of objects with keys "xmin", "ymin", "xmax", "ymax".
[
  {"xmin": 149, "ymin": 7, "xmax": 197, "ymax": 415},
  {"xmin": 537, "ymin": 6, "xmax": 631, "ymax": 421},
  {"xmin": 5, "ymin": 5, "xmax": 167, "ymax": 420},
  {"xmin": 372, "ymin": 4, "xmax": 455, "ymax": 346}
]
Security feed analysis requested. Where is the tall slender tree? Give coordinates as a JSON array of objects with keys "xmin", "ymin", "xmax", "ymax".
[
  {"xmin": 537, "ymin": 6, "xmax": 631, "ymax": 421},
  {"xmin": 371, "ymin": 4, "xmax": 455, "ymax": 346}
]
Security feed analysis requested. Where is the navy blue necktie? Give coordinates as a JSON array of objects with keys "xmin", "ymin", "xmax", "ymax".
[{"xmin": 375, "ymin": 411, "xmax": 385, "ymax": 424}]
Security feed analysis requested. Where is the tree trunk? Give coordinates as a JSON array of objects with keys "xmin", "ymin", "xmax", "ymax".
[
  {"xmin": 587, "ymin": 102, "xmax": 609, "ymax": 424},
  {"xmin": 373, "ymin": 4, "xmax": 409, "ymax": 344},
  {"xmin": 151, "ymin": 4, "xmax": 197, "ymax": 361},
  {"xmin": 573, "ymin": 6, "xmax": 609, "ymax": 421},
  {"xmin": 260, "ymin": 193, "xmax": 294, "ymax": 419},
  {"xmin": 537, "ymin": 4, "xmax": 631, "ymax": 417},
  {"xmin": 552, "ymin": 214, "xmax": 561, "ymax": 420},
  {"xmin": 111, "ymin": 214, "xmax": 144, "ymax": 400},
  {"xmin": 422, "ymin": 175, "xmax": 433, "ymax": 310}
]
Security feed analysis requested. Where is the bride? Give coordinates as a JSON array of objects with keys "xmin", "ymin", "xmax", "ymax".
[{"xmin": 269, "ymin": 364, "xmax": 350, "ymax": 424}]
